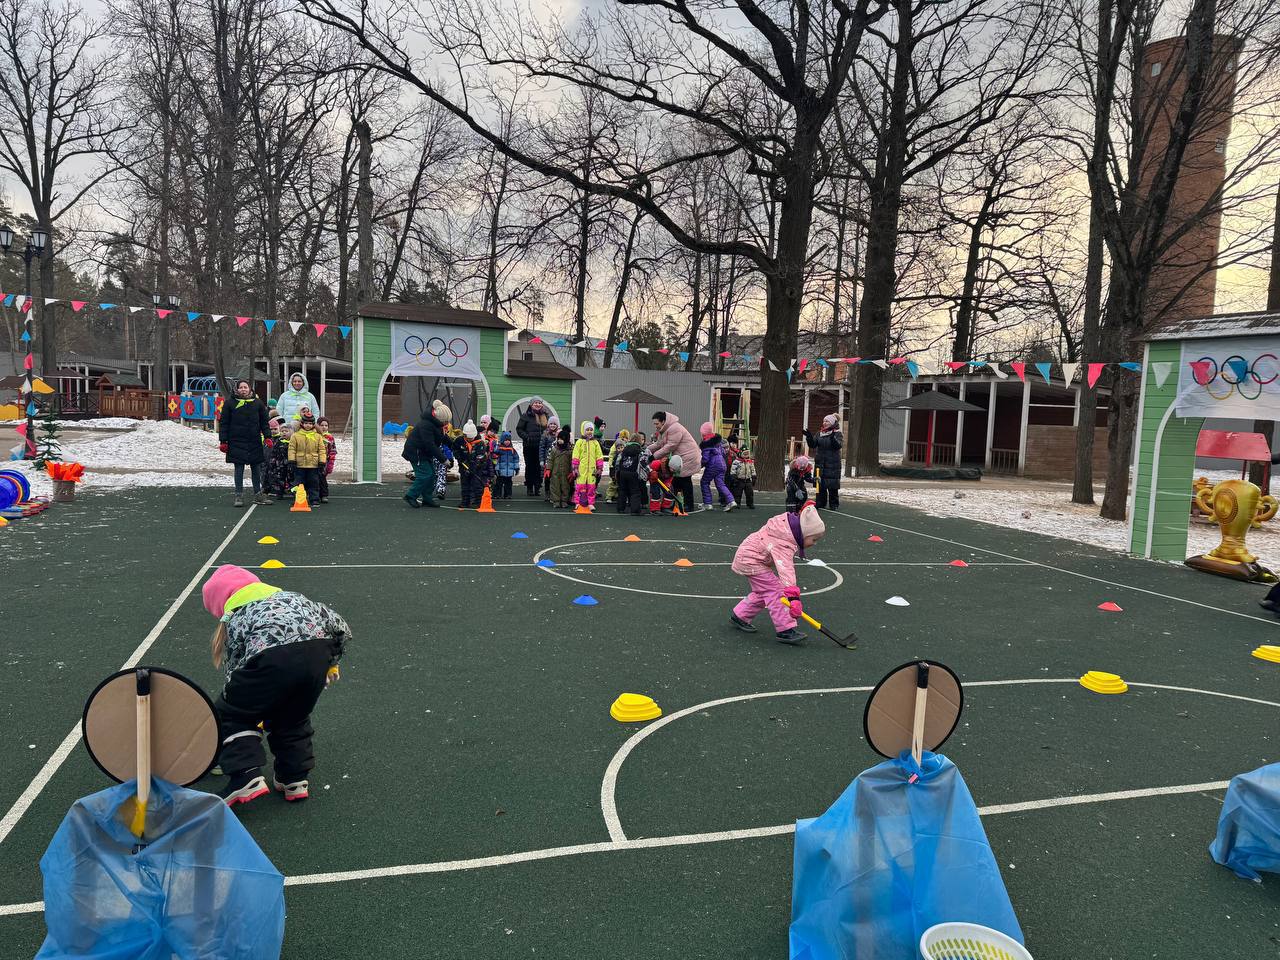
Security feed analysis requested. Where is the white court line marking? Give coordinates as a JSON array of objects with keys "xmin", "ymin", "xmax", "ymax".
[
  {"xmin": 0, "ymin": 505, "xmax": 259, "ymax": 848},
  {"xmin": 530, "ymin": 537, "xmax": 844, "ymax": 600},
  {"xmin": 826, "ymin": 510, "xmax": 1280, "ymax": 626},
  {"xmin": 246, "ymin": 560, "xmax": 1028, "ymax": 570},
  {"xmin": 600, "ymin": 678, "xmax": 1280, "ymax": 842},
  {"xmin": 0, "ymin": 776, "xmax": 1235, "ymax": 917}
]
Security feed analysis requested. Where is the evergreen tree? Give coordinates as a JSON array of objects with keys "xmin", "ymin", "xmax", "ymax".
[{"xmin": 33, "ymin": 407, "xmax": 62, "ymax": 469}]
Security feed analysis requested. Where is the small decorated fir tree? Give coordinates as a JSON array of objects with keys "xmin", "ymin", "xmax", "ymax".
[{"xmin": 33, "ymin": 407, "xmax": 62, "ymax": 469}]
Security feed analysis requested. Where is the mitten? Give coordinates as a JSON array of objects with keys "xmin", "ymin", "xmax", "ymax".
[
  {"xmin": 783, "ymin": 586, "xmax": 802, "ymax": 619},
  {"xmin": 219, "ymin": 442, "xmax": 228, "ymax": 453},
  {"xmin": 572, "ymin": 459, "xmax": 580, "ymax": 472}
]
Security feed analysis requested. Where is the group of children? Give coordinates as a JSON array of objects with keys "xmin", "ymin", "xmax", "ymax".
[{"xmin": 264, "ymin": 410, "xmax": 338, "ymax": 505}]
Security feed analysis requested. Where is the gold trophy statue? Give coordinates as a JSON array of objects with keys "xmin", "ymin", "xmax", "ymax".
[{"xmin": 1185, "ymin": 478, "xmax": 1278, "ymax": 583}]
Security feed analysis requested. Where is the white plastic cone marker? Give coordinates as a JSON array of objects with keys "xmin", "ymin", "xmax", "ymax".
[
  {"xmin": 807, "ymin": 558, "xmax": 827, "ymax": 566},
  {"xmin": 885, "ymin": 596, "xmax": 910, "ymax": 607}
]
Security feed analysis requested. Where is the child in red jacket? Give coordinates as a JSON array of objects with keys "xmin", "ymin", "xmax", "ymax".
[{"xmin": 317, "ymin": 417, "xmax": 337, "ymax": 504}]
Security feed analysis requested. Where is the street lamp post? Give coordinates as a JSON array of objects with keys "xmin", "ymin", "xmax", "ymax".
[
  {"xmin": 152, "ymin": 291, "xmax": 180, "ymax": 393},
  {"xmin": 0, "ymin": 225, "xmax": 49, "ymax": 459}
]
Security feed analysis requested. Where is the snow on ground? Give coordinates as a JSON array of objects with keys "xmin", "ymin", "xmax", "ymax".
[{"xmin": 0, "ymin": 417, "xmax": 146, "ymax": 431}]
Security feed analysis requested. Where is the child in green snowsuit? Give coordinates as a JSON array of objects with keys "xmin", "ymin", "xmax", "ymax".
[{"xmin": 547, "ymin": 437, "xmax": 574, "ymax": 508}]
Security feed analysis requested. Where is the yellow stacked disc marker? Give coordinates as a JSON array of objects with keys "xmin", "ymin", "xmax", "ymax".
[
  {"xmin": 260, "ymin": 559, "xmax": 286, "ymax": 569},
  {"xmin": 258, "ymin": 535, "xmax": 280, "ymax": 545},
  {"xmin": 610, "ymin": 693, "xmax": 662, "ymax": 722},
  {"xmin": 1251, "ymin": 645, "xmax": 1280, "ymax": 663},
  {"xmin": 1079, "ymin": 671, "xmax": 1127, "ymax": 694}
]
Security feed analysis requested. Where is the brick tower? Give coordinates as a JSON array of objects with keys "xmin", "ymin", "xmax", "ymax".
[{"xmin": 1135, "ymin": 34, "xmax": 1242, "ymax": 326}]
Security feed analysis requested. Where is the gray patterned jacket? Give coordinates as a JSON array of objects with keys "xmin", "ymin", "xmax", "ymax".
[{"xmin": 223, "ymin": 591, "xmax": 351, "ymax": 683}]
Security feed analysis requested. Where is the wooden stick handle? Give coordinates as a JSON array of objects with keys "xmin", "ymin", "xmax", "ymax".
[
  {"xmin": 135, "ymin": 669, "xmax": 152, "ymax": 805},
  {"xmin": 910, "ymin": 662, "xmax": 930, "ymax": 766}
]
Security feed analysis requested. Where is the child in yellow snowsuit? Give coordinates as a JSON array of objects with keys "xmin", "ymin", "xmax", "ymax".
[{"xmin": 572, "ymin": 420, "xmax": 605, "ymax": 511}]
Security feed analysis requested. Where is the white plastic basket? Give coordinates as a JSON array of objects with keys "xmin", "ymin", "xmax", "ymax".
[{"xmin": 920, "ymin": 922, "xmax": 1033, "ymax": 960}]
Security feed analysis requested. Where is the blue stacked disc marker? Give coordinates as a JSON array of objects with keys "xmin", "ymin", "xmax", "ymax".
[
  {"xmin": 573, "ymin": 595, "xmax": 598, "ymax": 606},
  {"xmin": 511, "ymin": 532, "xmax": 528, "ymax": 539},
  {"xmin": 537, "ymin": 558, "xmax": 556, "ymax": 568}
]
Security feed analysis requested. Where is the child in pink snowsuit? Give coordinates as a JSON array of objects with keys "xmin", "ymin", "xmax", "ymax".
[{"xmin": 729, "ymin": 502, "xmax": 826, "ymax": 645}]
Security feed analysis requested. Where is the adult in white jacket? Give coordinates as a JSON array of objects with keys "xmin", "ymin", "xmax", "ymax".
[{"xmin": 276, "ymin": 372, "xmax": 320, "ymax": 423}]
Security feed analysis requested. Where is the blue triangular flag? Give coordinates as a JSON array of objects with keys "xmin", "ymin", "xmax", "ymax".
[
  {"xmin": 615, "ymin": 341, "xmax": 628, "ymax": 351},
  {"xmin": 27, "ymin": 402, "xmax": 37, "ymax": 415},
  {"xmin": 1226, "ymin": 358, "xmax": 1248, "ymax": 381},
  {"xmin": 263, "ymin": 319, "xmax": 276, "ymax": 333},
  {"xmin": 19, "ymin": 330, "xmax": 30, "ymax": 341},
  {"xmin": 537, "ymin": 558, "xmax": 556, "ymax": 568},
  {"xmin": 816, "ymin": 358, "xmax": 828, "ymax": 368},
  {"xmin": 1034, "ymin": 362, "xmax": 1053, "ymax": 385},
  {"xmin": 99, "ymin": 303, "xmax": 115, "ymax": 310},
  {"xmin": 186, "ymin": 311, "xmax": 200, "ymax": 322},
  {"xmin": 511, "ymin": 532, "xmax": 528, "ymax": 539},
  {"xmin": 678, "ymin": 351, "xmax": 689, "ymax": 362},
  {"xmin": 1118, "ymin": 361, "xmax": 1142, "ymax": 372},
  {"xmin": 554, "ymin": 338, "xmax": 566, "ymax": 346},
  {"xmin": 905, "ymin": 360, "xmax": 919, "ymax": 378},
  {"xmin": 4, "ymin": 294, "xmax": 13, "ymax": 307},
  {"xmin": 338, "ymin": 325, "xmax": 351, "ymax": 338},
  {"xmin": 741, "ymin": 355, "xmax": 752, "ymax": 363},
  {"xmin": 572, "ymin": 595, "xmax": 598, "ymax": 606}
]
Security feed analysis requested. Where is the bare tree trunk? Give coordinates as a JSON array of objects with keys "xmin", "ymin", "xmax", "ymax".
[
  {"xmin": 572, "ymin": 181, "xmax": 590, "ymax": 366},
  {"xmin": 603, "ymin": 209, "xmax": 642, "ymax": 368},
  {"xmin": 355, "ymin": 119, "xmax": 374, "ymax": 308},
  {"xmin": 1248, "ymin": 181, "xmax": 1280, "ymax": 489},
  {"xmin": 684, "ymin": 252, "xmax": 703, "ymax": 371}
]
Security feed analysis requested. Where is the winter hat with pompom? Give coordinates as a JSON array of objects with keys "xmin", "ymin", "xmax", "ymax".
[
  {"xmin": 791, "ymin": 455, "xmax": 813, "ymax": 472},
  {"xmin": 700, "ymin": 422, "xmax": 716, "ymax": 439},
  {"xmin": 462, "ymin": 420, "xmax": 478, "ymax": 439},
  {"xmin": 822, "ymin": 413, "xmax": 838, "ymax": 431}
]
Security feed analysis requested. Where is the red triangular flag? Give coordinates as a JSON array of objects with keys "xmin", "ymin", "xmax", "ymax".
[
  {"xmin": 1087, "ymin": 362, "xmax": 1106, "ymax": 388},
  {"xmin": 529, "ymin": 336, "xmax": 543, "ymax": 344},
  {"xmin": 657, "ymin": 348, "xmax": 669, "ymax": 355},
  {"xmin": 948, "ymin": 560, "xmax": 968, "ymax": 567},
  {"xmin": 843, "ymin": 356, "xmax": 861, "ymax": 364},
  {"xmin": 70, "ymin": 300, "xmax": 86, "ymax": 312},
  {"xmin": 595, "ymin": 339, "xmax": 606, "ymax": 349},
  {"xmin": 13, "ymin": 422, "xmax": 26, "ymax": 436},
  {"xmin": 1011, "ymin": 362, "xmax": 1026, "ymax": 381},
  {"xmin": 313, "ymin": 323, "xmax": 327, "ymax": 337},
  {"xmin": 797, "ymin": 359, "xmax": 809, "ymax": 373},
  {"xmin": 945, "ymin": 361, "xmax": 967, "ymax": 372},
  {"xmin": 155, "ymin": 309, "xmax": 171, "ymax": 319},
  {"xmin": 23, "ymin": 354, "xmax": 33, "ymax": 370},
  {"xmin": 887, "ymin": 357, "xmax": 906, "ymax": 365},
  {"xmin": 236, "ymin": 316, "xmax": 251, "ymax": 327},
  {"xmin": 1097, "ymin": 601, "xmax": 1123, "ymax": 612},
  {"xmin": 867, "ymin": 535, "xmax": 883, "ymax": 542}
]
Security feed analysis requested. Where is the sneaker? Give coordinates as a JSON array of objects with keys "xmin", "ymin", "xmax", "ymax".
[
  {"xmin": 272, "ymin": 778, "xmax": 310, "ymax": 802},
  {"xmin": 222, "ymin": 771, "xmax": 270, "ymax": 806},
  {"xmin": 730, "ymin": 613, "xmax": 757, "ymax": 633},
  {"xmin": 775, "ymin": 628, "xmax": 806, "ymax": 646},
  {"xmin": 404, "ymin": 493, "xmax": 421, "ymax": 508},
  {"xmin": 1260, "ymin": 599, "xmax": 1277, "ymax": 611},
  {"xmin": 234, "ymin": 494, "xmax": 244, "ymax": 508},
  {"xmin": 724, "ymin": 502, "xmax": 737, "ymax": 512},
  {"xmin": 254, "ymin": 493, "xmax": 272, "ymax": 505}
]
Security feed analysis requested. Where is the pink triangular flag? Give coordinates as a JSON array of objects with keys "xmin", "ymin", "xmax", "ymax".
[
  {"xmin": 718, "ymin": 351, "xmax": 731, "ymax": 358},
  {"xmin": 71, "ymin": 300, "xmax": 86, "ymax": 312},
  {"xmin": 797, "ymin": 359, "xmax": 809, "ymax": 373},
  {"xmin": 23, "ymin": 354, "xmax": 32, "ymax": 370},
  {"xmin": 236, "ymin": 316, "xmax": 251, "ymax": 327},
  {"xmin": 313, "ymin": 323, "xmax": 327, "ymax": 337},
  {"xmin": 529, "ymin": 336, "xmax": 542, "ymax": 344},
  {"xmin": 945, "ymin": 361, "xmax": 967, "ymax": 372},
  {"xmin": 657, "ymin": 348, "xmax": 669, "ymax": 355},
  {"xmin": 867, "ymin": 535, "xmax": 883, "ymax": 542},
  {"xmin": 948, "ymin": 560, "xmax": 968, "ymax": 567},
  {"xmin": 887, "ymin": 357, "xmax": 906, "ymax": 365},
  {"xmin": 595, "ymin": 339, "xmax": 606, "ymax": 349},
  {"xmin": 155, "ymin": 308, "xmax": 171, "ymax": 319},
  {"xmin": 843, "ymin": 356, "xmax": 862, "ymax": 364},
  {"xmin": 1087, "ymin": 362, "xmax": 1106, "ymax": 388},
  {"xmin": 13, "ymin": 421, "xmax": 26, "ymax": 437},
  {"xmin": 1010, "ymin": 362, "xmax": 1026, "ymax": 381},
  {"xmin": 1189, "ymin": 360, "xmax": 1212, "ymax": 385},
  {"xmin": 1097, "ymin": 601, "xmax": 1123, "ymax": 612}
]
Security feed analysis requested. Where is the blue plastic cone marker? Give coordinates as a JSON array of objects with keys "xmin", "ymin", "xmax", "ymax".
[
  {"xmin": 537, "ymin": 558, "xmax": 556, "ymax": 568},
  {"xmin": 511, "ymin": 532, "xmax": 528, "ymax": 539},
  {"xmin": 573, "ymin": 595, "xmax": 598, "ymax": 606}
]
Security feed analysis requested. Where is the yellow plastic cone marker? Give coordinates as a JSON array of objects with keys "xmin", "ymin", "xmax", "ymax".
[
  {"xmin": 1079, "ymin": 670, "xmax": 1127, "ymax": 694},
  {"xmin": 0, "ymin": 517, "xmax": 7, "ymax": 528},
  {"xmin": 673, "ymin": 558, "xmax": 694, "ymax": 567},
  {"xmin": 1252, "ymin": 645, "xmax": 1280, "ymax": 663},
  {"xmin": 610, "ymin": 693, "xmax": 662, "ymax": 723},
  {"xmin": 623, "ymin": 534, "xmax": 641, "ymax": 542},
  {"xmin": 258, "ymin": 536, "xmax": 279, "ymax": 545},
  {"xmin": 261, "ymin": 559, "xmax": 286, "ymax": 569}
]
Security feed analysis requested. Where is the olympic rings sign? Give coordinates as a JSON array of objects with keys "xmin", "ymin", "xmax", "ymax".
[
  {"xmin": 389, "ymin": 321, "xmax": 482, "ymax": 379},
  {"xmin": 1192, "ymin": 354, "xmax": 1279, "ymax": 401}
]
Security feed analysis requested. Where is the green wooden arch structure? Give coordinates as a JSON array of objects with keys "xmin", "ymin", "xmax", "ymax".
[
  {"xmin": 352, "ymin": 303, "xmax": 579, "ymax": 482},
  {"xmin": 1128, "ymin": 313, "xmax": 1280, "ymax": 560}
]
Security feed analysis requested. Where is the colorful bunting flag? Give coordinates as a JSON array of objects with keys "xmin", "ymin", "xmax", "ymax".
[
  {"xmin": 1117, "ymin": 361, "xmax": 1142, "ymax": 372},
  {"xmin": 211, "ymin": 314, "xmax": 224, "ymax": 323},
  {"xmin": 289, "ymin": 321, "xmax": 303, "ymax": 335},
  {"xmin": 718, "ymin": 351, "xmax": 731, "ymax": 358},
  {"xmin": 1189, "ymin": 360, "xmax": 1213, "ymax": 384},
  {"xmin": 236, "ymin": 316, "xmax": 250, "ymax": 327},
  {"xmin": 945, "ymin": 361, "xmax": 966, "ymax": 372},
  {"xmin": 1086, "ymin": 362, "xmax": 1106, "ymax": 388},
  {"xmin": 678, "ymin": 351, "xmax": 690, "ymax": 362},
  {"xmin": 615, "ymin": 341, "xmax": 628, "ymax": 351},
  {"xmin": 905, "ymin": 360, "xmax": 919, "ymax": 378},
  {"xmin": 263, "ymin": 319, "xmax": 277, "ymax": 333},
  {"xmin": 553, "ymin": 339, "xmax": 566, "ymax": 346},
  {"xmin": 595, "ymin": 339, "xmax": 606, "ymax": 349},
  {"xmin": 797, "ymin": 359, "xmax": 808, "ymax": 373},
  {"xmin": 871, "ymin": 359, "xmax": 888, "ymax": 369},
  {"xmin": 99, "ymin": 303, "xmax": 115, "ymax": 309},
  {"xmin": 128, "ymin": 306, "xmax": 142, "ymax": 313},
  {"xmin": 23, "ymin": 354, "xmax": 32, "ymax": 370},
  {"xmin": 186, "ymin": 311, "xmax": 200, "ymax": 323},
  {"xmin": 1034, "ymin": 362, "xmax": 1052, "ymax": 384},
  {"xmin": 19, "ymin": 330, "xmax": 30, "ymax": 342},
  {"xmin": 3, "ymin": 294, "xmax": 13, "ymax": 307},
  {"xmin": 43, "ymin": 298, "xmax": 58, "ymax": 305},
  {"xmin": 314, "ymin": 324, "xmax": 327, "ymax": 337},
  {"xmin": 816, "ymin": 358, "xmax": 828, "ymax": 368},
  {"xmin": 767, "ymin": 360, "xmax": 780, "ymax": 372},
  {"xmin": 71, "ymin": 300, "xmax": 86, "ymax": 312},
  {"xmin": 657, "ymin": 348, "xmax": 669, "ymax": 355},
  {"xmin": 529, "ymin": 336, "xmax": 543, "ymax": 344},
  {"xmin": 338, "ymin": 326, "xmax": 351, "ymax": 339},
  {"xmin": 1011, "ymin": 361, "xmax": 1026, "ymax": 381},
  {"xmin": 155, "ymin": 308, "xmax": 171, "ymax": 319},
  {"xmin": 1151, "ymin": 361, "xmax": 1174, "ymax": 387},
  {"xmin": 1061, "ymin": 362, "xmax": 1080, "ymax": 386}
]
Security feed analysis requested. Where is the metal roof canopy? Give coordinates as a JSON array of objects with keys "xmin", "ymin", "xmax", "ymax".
[
  {"xmin": 603, "ymin": 388, "xmax": 670, "ymax": 405},
  {"xmin": 882, "ymin": 392, "xmax": 985, "ymax": 413},
  {"xmin": 1143, "ymin": 310, "xmax": 1280, "ymax": 341},
  {"xmin": 357, "ymin": 301, "xmax": 515, "ymax": 331}
]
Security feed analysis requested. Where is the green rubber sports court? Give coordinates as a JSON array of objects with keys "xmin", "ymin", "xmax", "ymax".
[{"xmin": 1, "ymin": 486, "xmax": 1278, "ymax": 958}]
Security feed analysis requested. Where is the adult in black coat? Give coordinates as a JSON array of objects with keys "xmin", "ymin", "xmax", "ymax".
[
  {"xmin": 803, "ymin": 414, "xmax": 844, "ymax": 509},
  {"xmin": 402, "ymin": 405, "xmax": 449, "ymax": 509},
  {"xmin": 218, "ymin": 379, "xmax": 272, "ymax": 507},
  {"xmin": 516, "ymin": 398, "xmax": 550, "ymax": 495}
]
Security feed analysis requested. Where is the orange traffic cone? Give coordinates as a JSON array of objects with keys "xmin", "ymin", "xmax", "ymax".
[
  {"xmin": 290, "ymin": 484, "xmax": 311, "ymax": 513},
  {"xmin": 574, "ymin": 499, "xmax": 591, "ymax": 514},
  {"xmin": 477, "ymin": 486, "xmax": 496, "ymax": 513}
]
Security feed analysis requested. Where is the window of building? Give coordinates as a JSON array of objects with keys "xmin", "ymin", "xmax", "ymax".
[
  {"xmin": 1150, "ymin": 62, "xmax": 1162, "ymax": 77},
  {"xmin": 1214, "ymin": 138, "xmax": 1226, "ymax": 154},
  {"xmin": 522, "ymin": 351, "xmax": 534, "ymax": 361}
]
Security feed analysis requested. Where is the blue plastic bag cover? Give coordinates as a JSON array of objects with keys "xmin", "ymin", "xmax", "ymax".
[
  {"xmin": 1210, "ymin": 761, "xmax": 1280, "ymax": 881},
  {"xmin": 789, "ymin": 751, "xmax": 1023, "ymax": 960},
  {"xmin": 37, "ymin": 778, "xmax": 285, "ymax": 960}
]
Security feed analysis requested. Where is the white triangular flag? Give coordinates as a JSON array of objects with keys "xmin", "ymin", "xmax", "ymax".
[
  {"xmin": 1061, "ymin": 362, "xmax": 1080, "ymax": 386},
  {"xmin": 573, "ymin": 339, "xmax": 588, "ymax": 348},
  {"xmin": 871, "ymin": 358, "xmax": 888, "ymax": 369},
  {"xmin": 211, "ymin": 314, "xmax": 224, "ymax": 323},
  {"xmin": 1152, "ymin": 361, "xmax": 1174, "ymax": 388},
  {"xmin": 636, "ymin": 347, "xmax": 649, "ymax": 353},
  {"xmin": 128, "ymin": 306, "xmax": 142, "ymax": 313},
  {"xmin": 915, "ymin": 359, "xmax": 936, "ymax": 376},
  {"xmin": 43, "ymin": 298, "xmax": 58, "ymax": 305},
  {"xmin": 14, "ymin": 295, "xmax": 26, "ymax": 309},
  {"xmin": 696, "ymin": 350, "xmax": 709, "ymax": 356},
  {"xmin": 987, "ymin": 362, "xmax": 1008, "ymax": 379},
  {"xmin": 289, "ymin": 321, "xmax": 302, "ymax": 335},
  {"xmin": 767, "ymin": 360, "xmax": 780, "ymax": 372}
]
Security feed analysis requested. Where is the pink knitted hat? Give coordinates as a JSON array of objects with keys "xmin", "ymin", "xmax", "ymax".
[
  {"xmin": 700, "ymin": 421, "xmax": 715, "ymax": 439},
  {"xmin": 202, "ymin": 564, "xmax": 261, "ymax": 620}
]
